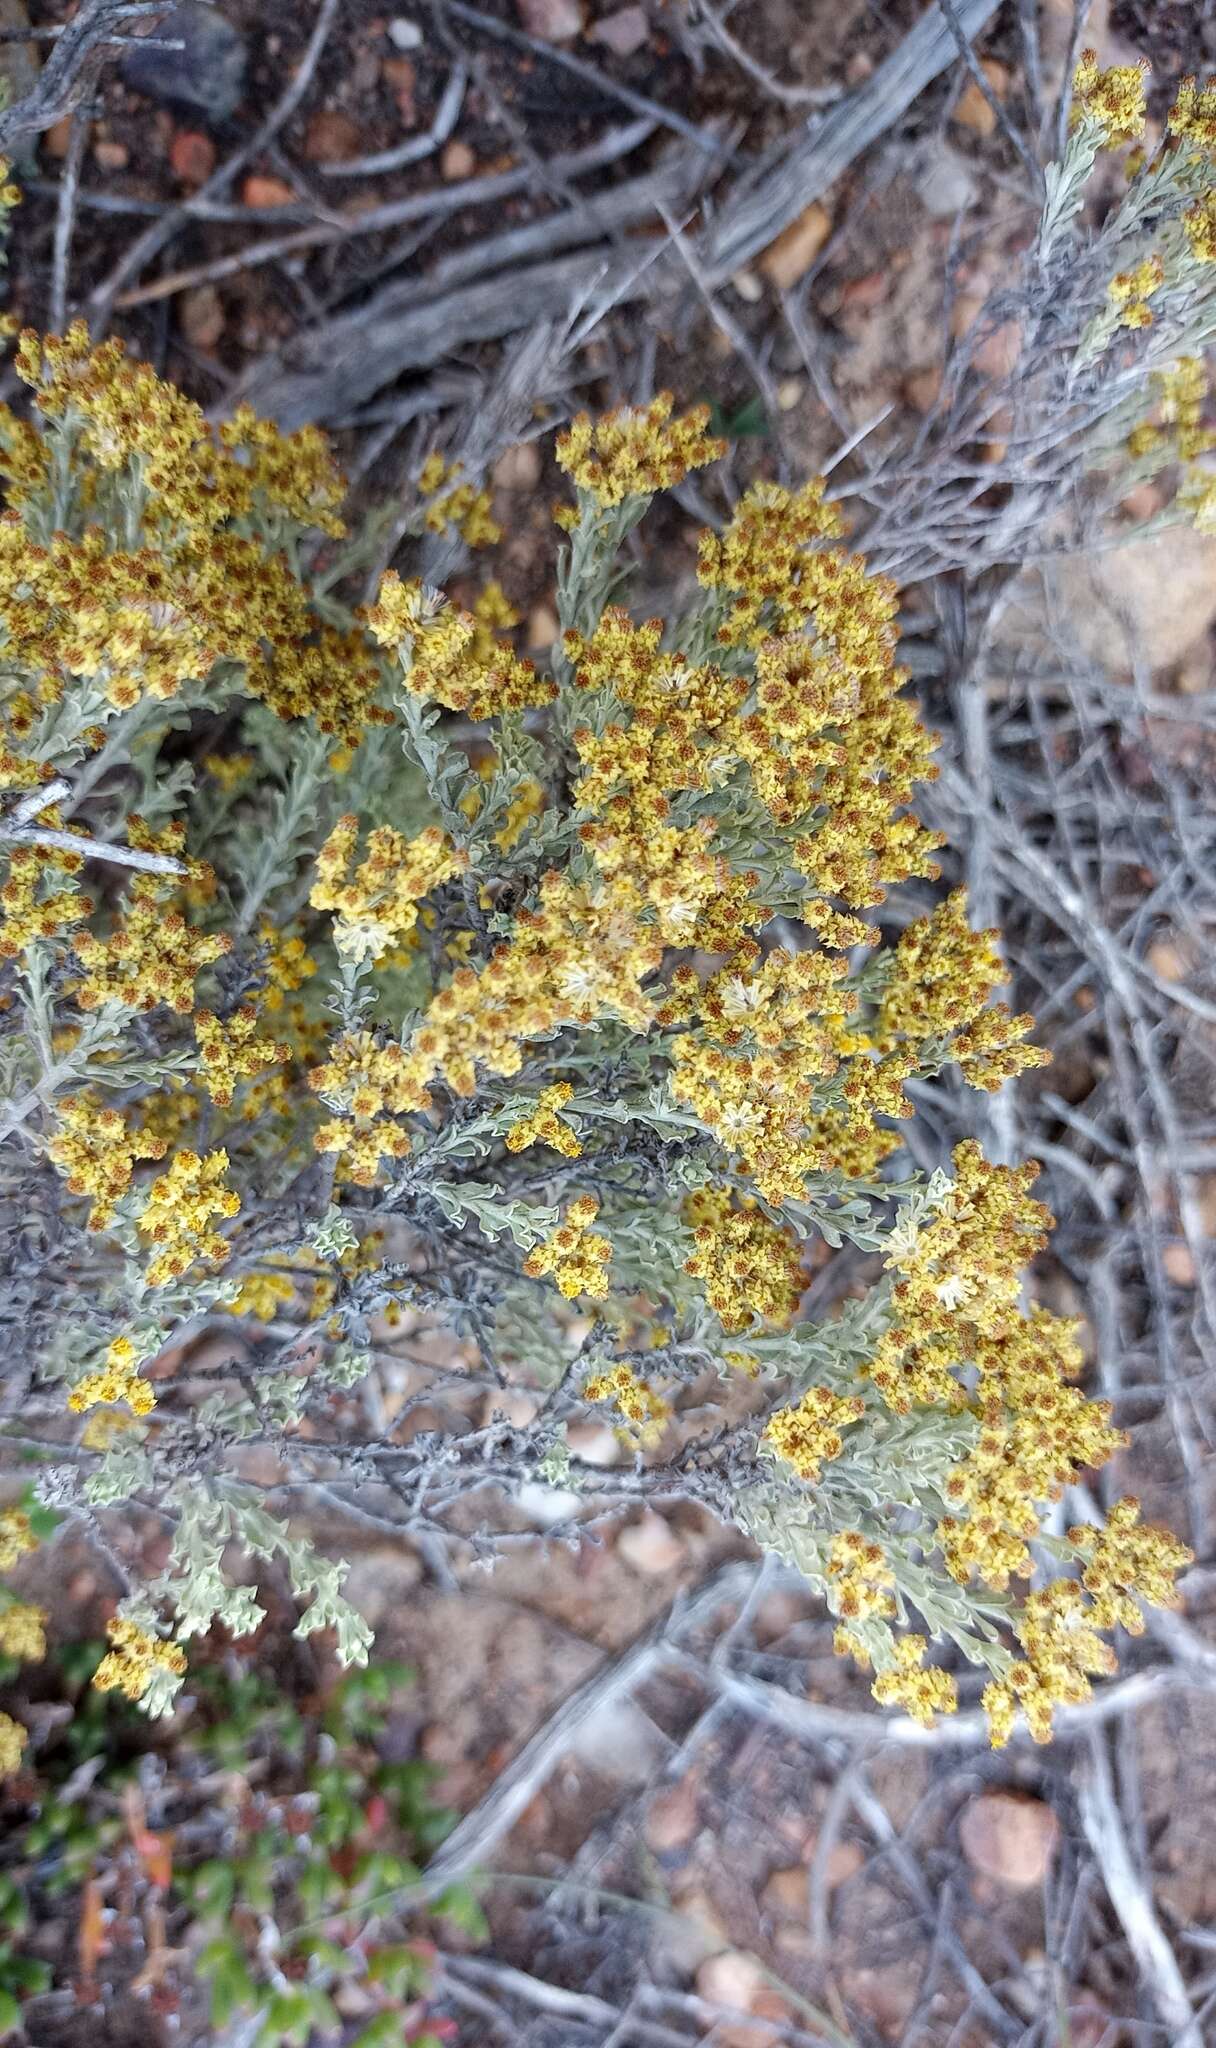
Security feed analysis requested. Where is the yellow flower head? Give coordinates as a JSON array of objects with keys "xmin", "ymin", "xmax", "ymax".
[
  {"xmin": 0, "ymin": 1509, "xmax": 36, "ymax": 1572},
  {"xmin": 136, "ymin": 1149, "xmax": 240, "ymax": 1286},
  {"xmin": 556, "ymin": 394, "xmax": 725, "ymax": 511},
  {"xmin": 1071, "ymin": 51, "xmax": 1147, "ymax": 146},
  {"xmin": 1107, "ymin": 254, "xmax": 1165, "ymax": 332},
  {"xmin": 310, "ymin": 814, "xmax": 465, "ymax": 965},
  {"xmin": 506, "ymin": 1082, "xmax": 582, "ymax": 1157},
  {"xmin": 1169, "ymin": 76, "xmax": 1216, "ymax": 154},
  {"xmin": 92, "ymin": 1616, "xmax": 187, "ymax": 1704},
  {"xmin": 524, "ymin": 1196, "xmax": 613, "ymax": 1300},
  {"xmin": 761, "ymin": 1384, "xmax": 865, "ymax": 1482},
  {"xmin": 0, "ymin": 1601, "xmax": 47, "ymax": 1663},
  {"xmin": 583, "ymin": 1362, "xmax": 670, "ymax": 1447},
  {"xmin": 0, "ymin": 1714, "xmax": 27, "ymax": 1778}
]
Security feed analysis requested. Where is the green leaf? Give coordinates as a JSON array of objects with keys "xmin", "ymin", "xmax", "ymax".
[
  {"xmin": 350, "ymin": 2015, "xmax": 403, "ymax": 2048},
  {"xmin": 198, "ymin": 1937, "xmax": 258, "ymax": 2029},
  {"xmin": 366, "ymin": 1942, "xmax": 432, "ymax": 1999},
  {"xmin": 707, "ymin": 394, "xmax": 770, "ymax": 441},
  {"xmin": 434, "ymin": 1882, "xmax": 489, "ymax": 1942}
]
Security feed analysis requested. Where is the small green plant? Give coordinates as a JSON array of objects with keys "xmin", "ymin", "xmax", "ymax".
[{"xmin": 0, "ymin": 1645, "xmax": 472, "ymax": 2044}]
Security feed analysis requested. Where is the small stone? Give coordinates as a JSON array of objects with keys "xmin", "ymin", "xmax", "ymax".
[
  {"xmin": 351, "ymin": 46, "xmax": 382, "ymax": 93},
  {"xmin": 617, "ymin": 1510, "xmax": 684, "ymax": 1576},
  {"xmin": 960, "ymin": 1791, "xmax": 1060, "ymax": 1889},
  {"xmin": 121, "ymin": 4, "xmax": 248, "ymax": 124},
  {"xmin": 383, "ymin": 55, "xmax": 416, "ymax": 122},
  {"xmin": 565, "ymin": 1420, "xmax": 620, "ymax": 1467},
  {"xmin": 1163, "ymin": 1243, "xmax": 1197, "ymax": 1288},
  {"xmin": 242, "ymin": 173, "xmax": 297, "ymax": 208},
  {"xmin": 917, "ymin": 144, "xmax": 977, "ymax": 219},
  {"xmin": 1176, "ymin": 642, "xmax": 1215, "ymax": 695},
  {"xmin": 169, "ymin": 128, "xmax": 216, "ymax": 184},
  {"xmin": 905, "ymin": 366, "xmax": 942, "ymax": 413},
  {"xmin": 776, "ymin": 378, "xmax": 804, "ymax": 411},
  {"xmin": 949, "ymin": 278, "xmax": 991, "ymax": 339},
  {"xmin": 93, "ymin": 138, "xmax": 130, "ymax": 172},
  {"xmin": 179, "ymin": 283, "xmax": 225, "ymax": 349},
  {"xmin": 758, "ymin": 200, "xmax": 832, "ymax": 290},
  {"xmin": 837, "ymin": 269, "xmax": 888, "ymax": 313},
  {"xmin": 845, "ymin": 51, "xmax": 873, "ymax": 84},
  {"xmin": 527, "ymin": 602, "xmax": 559, "ymax": 650},
  {"xmin": 588, "ymin": 5, "xmax": 649, "ymax": 57},
  {"xmin": 1147, "ymin": 938, "xmax": 1188, "ymax": 983},
  {"xmin": 494, "ymin": 440, "xmax": 542, "ymax": 490},
  {"xmin": 516, "ymin": 0, "xmax": 582, "ymax": 40},
  {"xmin": 1119, "ymin": 481, "xmax": 1164, "ymax": 522},
  {"xmin": 387, "ymin": 15, "xmax": 424, "ymax": 48},
  {"xmin": 731, "ymin": 269, "xmax": 762, "ymax": 304},
  {"xmin": 645, "ymin": 1777, "xmax": 700, "ymax": 1853},
  {"xmin": 304, "ymin": 109, "xmax": 363, "ymax": 164},
  {"xmin": 972, "ymin": 316, "xmax": 1022, "ymax": 380},
  {"xmin": 952, "ymin": 61, "xmax": 1009, "ymax": 138},
  {"xmin": 43, "ymin": 116, "xmax": 77, "ymax": 160},
  {"xmin": 515, "ymin": 1480, "xmax": 581, "ymax": 1526},
  {"xmin": 761, "ymin": 1866, "xmax": 808, "ymax": 1918},
  {"xmin": 824, "ymin": 1839, "xmax": 864, "ymax": 1887},
  {"xmin": 441, "ymin": 138, "xmax": 477, "ymax": 181},
  {"xmin": 695, "ymin": 1950, "xmax": 765, "ymax": 2013}
]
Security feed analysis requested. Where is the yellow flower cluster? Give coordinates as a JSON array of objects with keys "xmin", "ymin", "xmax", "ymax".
[
  {"xmin": 75, "ymin": 862, "xmax": 229, "ymax": 1017},
  {"xmin": 0, "ymin": 1601, "xmax": 47, "ymax": 1661},
  {"xmin": 1169, "ymin": 76, "xmax": 1216, "ymax": 153},
  {"xmin": 367, "ymin": 572, "xmax": 554, "ymax": 720},
  {"xmin": 555, "ymin": 395, "xmax": 725, "ymax": 511},
  {"xmin": 939, "ymin": 1355, "xmax": 1123, "ymax": 1590},
  {"xmin": 0, "ymin": 1510, "xmax": 36, "ymax": 1572},
  {"xmin": 668, "ymin": 948, "xmax": 876, "ymax": 1204},
  {"xmin": 260, "ymin": 926, "xmax": 317, "ymax": 1011},
  {"xmin": 310, "ymin": 814, "xmax": 465, "ymax": 965},
  {"xmin": 418, "ymin": 451, "xmax": 501, "ymax": 547},
  {"xmin": 194, "ymin": 1007, "xmax": 287, "ymax": 1107},
  {"xmin": 92, "ymin": 1616, "xmax": 187, "ymax": 1703},
  {"xmin": 308, "ymin": 1030, "xmax": 427, "ymax": 1184},
  {"xmin": 505, "ymin": 1082, "xmax": 582, "ymax": 1157},
  {"xmin": 524, "ymin": 1195, "xmax": 612, "ymax": 1299},
  {"xmin": 761, "ymin": 1384, "xmax": 865, "ymax": 1481},
  {"xmin": 1070, "ymin": 51, "xmax": 1147, "ymax": 145},
  {"xmin": 583, "ymin": 1362, "xmax": 670, "ymax": 1446},
  {"xmin": 826, "ymin": 1529, "xmax": 896, "ymax": 1626},
  {"xmin": 870, "ymin": 1141, "xmax": 1052, "ymax": 1413},
  {"xmin": 0, "ymin": 841, "xmax": 88, "ymax": 960},
  {"xmin": 48, "ymin": 1095, "xmax": 168, "ymax": 1228},
  {"xmin": 871, "ymin": 1636, "xmax": 958, "ymax": 1727},
  {"xmin": 13, "ymin": 325, "xmax": 346, "ymax": 537},
  {"xmin": 1070, "ymin": 1498, "xmax": 1192, "ymax": 1632},
  {"xmin": 135, "ymin": 1149, "xmax": 239, "ymax": 1285},
  {"xmin": 1184, "ymin": 193, "xmax": 1216, "ymax": 264},
  {"xmin": 68, "ymin": 1333, "xmax": 156, "ymax": 1416},
  {"xmin": 406, "ymin": 871, "xmax": 663, "ymax": 1100},
  {"xmin": 79, "ymin": 1408, "xmax": 141, "ymax": 1451},
  {"xmin": 0, "ymin": 1714, "xmax": 27, "ymax": 1778},
  {"xmin": 1129, "ymin": 359, "xmax": 1215, "ymax": 465},
  {"xmin": 230, "ymin": 1270, "xmax": 296, "ymax": 1321},
  {"xmin": 1108, "ymin": 254, "xmax": 1164, "ymax": 332},
  {"xmin": 682, "ymin": 1187, "xmax": 805, "ymax": 1333},
  {"xmin": 878, "ymin": 891, "xmax": 1048, "ymax": 1091},
  {"xmin": 0, "ymin": 330, "xmax": 387, "ymax": 746},
  {"xmin": 697, "ymin": 479, "xmax": 844, "ymax": 647},
  {"xmin": 219, "ymin": 403, "xmax": 346, "ymax": 536}
]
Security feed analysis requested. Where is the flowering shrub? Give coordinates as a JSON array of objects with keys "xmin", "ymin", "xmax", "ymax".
[{"xmin": 0, "ymin": 56, "xmax": 1209, "ymax": 1762}]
